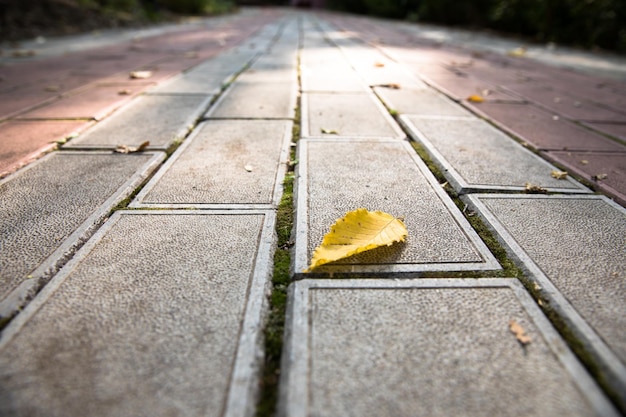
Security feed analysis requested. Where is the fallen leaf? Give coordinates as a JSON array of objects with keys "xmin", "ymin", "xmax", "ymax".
[
  {"xmin": 580, "ymin": 160, "xmax": 589, "ymax": 165},
  {"xmin": 118, "ymin": 89, "xmax": 132, "ymax": 95},
  {"xmin": 114, "ymin": 141, "xmax": 150, "ymax": 154},
  {"xmin": 593, "ymin": 173, "xmax": 608, "ymax": 181},
  {"xmin": 306, "ymin": 208, "xmax": 407, "ymax": 272},
  {"xmin": 508, "ymin": 46, "xmax": 527, "ymax": 57},
  {"xmin": 320, "ymin": 128, "xmax": 339, "ymax": 135},
  {"xmin": 551, "ymin": 170, "xmax": 568, "ymax": 179},
  {"xmin": 244, "ymin": 164, "xmax": 253, "ymax": 172},
  {"xmin": 374, "ymin": 61, "xmax": 385, "ymax": 67},
  {"xmin": 376, "ymin": 83, "xmax": 401, "ymax": 89},
  {"xmin": 129, "ymin": 70, "xmax": 152, "ymax": 79},
  {"xmin": 525, "ymin": 183, "xmax": 548, "ymax": 194},
  {"xmin": 509, "ymin": 319, "xmax": 532, "ymax": 346},
  {"xmin": 467, "ymin": 94, "xmax": 484, "ymax": 103}
]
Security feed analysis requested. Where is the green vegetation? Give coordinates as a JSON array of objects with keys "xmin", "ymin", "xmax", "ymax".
[{"xmin": 326, "ymin": 0, "xmax": 626, "ymax": 53}]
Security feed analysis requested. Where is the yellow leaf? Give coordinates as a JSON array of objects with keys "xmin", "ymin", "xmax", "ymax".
[
  {"xmin": 551, "ymin": 170, "xmax": 568, "ymax": 179},
  {"xmin": 507, "ymin": 46, "xmax": 527, "ymax": 57},
  {"xmin": 509, "ymin": 319, "xmax": 532, "ymax": 346},
  {"xmin": 129, "ymin": 70, "xmax": 152, "ymax": 79},
  {"xmin": 320, "ymin": 128, "xmax": 339, "ymax": 135},
  {"xmin": 114, "ymin": 141, "xmax": 150, "ymax": 154},
  {"xmin": 524, "ymin": 182, "xmax": 547, "ymax": 194},
  {"xmin": 306, "ymin": 208, "xmax": 407, "ymax": 272},
  {"xmin": 467, "ymin": 94, "xmax": 484, "ymax": 103}
]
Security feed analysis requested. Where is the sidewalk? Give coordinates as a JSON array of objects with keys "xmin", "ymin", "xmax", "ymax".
[{"xmin": 0, "ymin": 8, "xmax": 624, "ymax": 417}]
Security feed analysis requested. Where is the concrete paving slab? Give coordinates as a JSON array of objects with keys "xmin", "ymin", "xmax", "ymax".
[
  {"xmin": 301, "ymin": 65, "xmax": 369, "ymax": 93},
  {"xmin": 541, "ymin": 151, "xmax": 626, "ymax": 206},
  {"xmin": 0, "ymin": 210, "xmax": 276, "ymax": 417},
  {"xmin": 236, "ymin": 54, "xmax": 298, "ymax": 84},
  {"xmin": 465, "ymin": 194, "xmax": 626, "ymax": 408},
  {"xmin": 293, "ymin": 139, "xmax": 499, "ymax": 276},
  {"xmin": 374, "ymin": 87, "xmax": 472, "ymax": 117},
  {"xmin": 279, "ymin": 278, "xmax": 618, "ymax": 417},
  {"xmin": 0, "ymin": 151, "xmax": 165, "ymax": 318},
  {"xmin": 0, "ymin": 120, "xmax": 91, "ymax": 177},
  {"xmin": 16, "ymin": 84, "xmax": 138, "ymax": 121},
  {"xmin": 354, "ymin": 62, "xmax": 429, "ymax": 89},
  {"xmin": 401, "ymin": 115, "xmax": 590, "ymax": 193},
  {"xmin": 301, "ymin": 92, "xmax": 405, "ymax": 139},
  {"xmin": 420, "ymin": 71, "xmax": 522, "ymax": 102},
  {"xmin": 64, "ymin": 94, "xmax": 212, "ymax": 150},
  {"xmin": 132, "ymin": 120, "xmax": 292, "ymax": 208},
  {"xmin": 471, "ymin": 102, "xmax": 626, "ymax": 151},
  {"xmin": 206, "ymin": 80, "xmax": 296, "ymax": 119}
]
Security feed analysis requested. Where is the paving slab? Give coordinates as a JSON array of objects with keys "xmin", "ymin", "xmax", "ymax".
[
  {"xmin": 471, "ymin": 102, "xmax": 626, "ymax": 152},
  {"xmin": 374, "ymin": 87, "xmax": 473, "ymax": 117},
  {"xmin": 465, "ymin": 194, "xmax": 626, "ymax": 408},
  {"xmin": 584, "ymin": 121, "xmax": 626, "ymax": 143},
  {"xmin": 293, "ymin": 139, "xmax": 499, "ymax": 276},
  {"xmin": 64, "ymin": 94, "xmax": 212, "ymax": 150},
  {"xmin": 0, "ymin": 210, "xmax": 276, "ymax": 417},
  {"xmin": 418, "ymin": 70, "xmax": 523, "ymax": 102},
  {"xmin": 16, "ymin": 84, "xmax": 139, "ymax": 121},
  {"xmin": 354, "ymin": 62, "xmax": 429, "ymax": 89},
  {"xmin": 300, "ymin": 65, "xmax": 369, "ymax": 93},
  {"xmin": 0, "ymin": 151, "xmax": 164, "ymax": 318},
  {"xmin": 301, "ymin": 92, "xmax": 404, "ymax": 139},
  {"xmin": 206, "ymin": 80, "xmax": 296, "ymax": 119},
  {"xmin": 132, "ymin": 120, "xmax": 292, "ymax": 208},
  {"xmin": 0, "ymin": 120, "xmax": 91, "ymax": 177},
  {"xmin": 236, "ymin": 54, "xmax": 298, "ymax": 84},
  {"xmin": 401, "ymin": 115, "xmax": 590, "ymax": 193},
  {"xmin": 541, "ymin": 150, "xmax": 626, "ymax": 206},
  {"xmin": 279, "ymin": 278, "xmax": 618, "ymax": 417}
]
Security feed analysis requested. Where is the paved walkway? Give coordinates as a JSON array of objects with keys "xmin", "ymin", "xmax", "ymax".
[{"xmin": 0, "ymin": 8, "xmax": 625, "ymax": 417}]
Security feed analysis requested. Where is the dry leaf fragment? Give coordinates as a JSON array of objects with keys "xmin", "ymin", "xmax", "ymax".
[
  {"xmin": 551, "ymin": 170, "xmax": 568, "ymax": 179},
  {"xmin": 508, "ymin": 46, "xmax": 527, "ymax": 57},
  {"xmin": 129, "ymin": 70, "xmax": 152, "ymax": 79},
  {"xmin": 377, "ymin": 83, "xmax": 401, "ymax": 89},
  {"xmin": 244, "ymin": 164, "xmax": 253, "ymax": 172},
  {"xmin": 580, "ymin": 159, "xmax": 589, "ymax": 165},
  {"xmin": 509, "ymin": 319, "xmax": 532, "ymax": 346},
  {"xmin": 306, "ymin": 208, "xmax": 408, "ymax": 272},
  {"xmin": 593, "ymin": 173, "xmax": 608, "ymax": 181},
  {"xmin": 114, "ymin": 141, "xmax": 150, "ymax": 154},
  {"xmin": 320, "ymin": 128, "xmax": 339, "ymax": 135},
  {"xmin": 525, "ymin": 183, "xmax": 548, "ymax": 194},
  {"xmin": 118, "ymin": 89, "xmax": 132, "ymax": 95},
  {"xmin": 374, "ymin": 61, "xmax": 385, "ymax": 67},
  {"xmin": 467, "ymin": 94, "xmax": 484, "ymax": 103}
]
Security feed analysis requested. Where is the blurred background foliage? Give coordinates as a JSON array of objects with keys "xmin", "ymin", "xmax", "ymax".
[{"xmin": 326, "ymin": 0, "xmax": 626, "ymax": 52}]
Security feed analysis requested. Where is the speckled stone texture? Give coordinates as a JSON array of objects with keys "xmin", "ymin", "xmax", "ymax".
[
  {"xmin": 468, "ymin": 195, "xmax": 626, "ymax": 364},
  {"xmin": 401, "ymin": 115, "xmax": 589, "ymax": 193},
  {"xmin": 132, "ymin": 120, "xmax": 292, "ymax": 207},
  {"xmin": 0, "ymin": 211, "xmax": 274, "ymax": 417},
  {"xmin": 64, "ymin": 95, "xmax": 212, "ymax": 149},
  {"xmin": 294, "ymin": 139, "xmax": 499, "ymax": 275},
  {"xmin": 0, "ymin": 151, "xmax": 163, "ymax": 308},
  {"xmin": 374, "ymin": 87, "xmax": 472, "ymax": 116},
  {"xmin": 302, "ymin": 93, "xmax": 404, "ymax": 138},
  {"xmin": 279, "ymin": 279, "xmax": 616, "ymax": 417}
]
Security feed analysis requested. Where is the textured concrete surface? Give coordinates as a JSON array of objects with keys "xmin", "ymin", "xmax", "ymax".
[
  {"xmin": 279, "ymin": 279, "xmax": 618, "ymax": 417},
  {"xmin": 301, "ymin": 93, "xmax": 404, "ymax": 138},
  {"xmin": 294, "ymin": 139, "xmax": 499, "ymax": 275},
  {"xmin": 206, "ymin": 81, "xmax": 296, "ymax": 119},
  {"xmin": 64, "ymin": 94, "xmax": 212, "ymax": 149},
  {"xmin": 0, "ymin": 210, "xmax": 276, "ymax": 417},
  {"xmin": 374, "ymin": 86, "xmax": 473, "ymax": 116},
  {"xmin": 0, "ymin": 151, "xmax": 164, "ymax": 317},
  {"xmin": 132, "ymin": 120, "xmax": 292, "ymax": 208},
  {"xmin": 466, "ymin": 194, "xmax": 626, "ymax": 406},
  {"xmin": 401, "ymin": 115, "xmax": 590, "ymax": 193}
]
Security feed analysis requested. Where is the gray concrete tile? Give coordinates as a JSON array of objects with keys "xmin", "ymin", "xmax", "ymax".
[
  {"xmin": 301, "ymin": 93, "xmax": 405, "ymax": 139},
  {"xmin": 279, "ymin": 278, "xmax": 618, "ymax": 417},
  {"xmin": 293, "ymin": 139, "xmax": 499, "ymax": 276},
  {"xmin": 0, "ymin": 210, "xmax": 275, "ymax": 417},
  {"xmin": 465, "ymin": 194, "xmax": 626, "ymax": 409},
  {"xmin": 132, "ymin": 120, "xmax": 292, "ymax": 208},
  {"xmin": 0, "ymin": 151, "xmax": 165, "ymax": 318},
  {"xmin": 401, "ymin": 115, "xmax": 590, "ymax": 194},
  {"xmin": 374, "ymin": 87, "xmax": 472, "ymax": 117},
  {"xmin": 206, "ymin": 80, "xmax": 296, "ymax": 119},
  {"xmin": 301, "ymin": 64, "xmax": 368, "ymax": 93},
  {"xmin": 64, "ymin": 95, "xmax": 212, "ymax": 150}
]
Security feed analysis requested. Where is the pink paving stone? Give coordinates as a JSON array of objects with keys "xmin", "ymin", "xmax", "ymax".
[
  {"xmin": 584, "ymin": 122, "xmax": 626, "ymax": 143},
  {"xmin": 16, "ymin": 84, "xmax": 139, "ymax": 120},
  {"xmin": 470, "ymin": 102, "xmax": 626, "ymax": 152},
  {"xmin": 420, "ymin": 70, "xmax": 522, "ymax": 102},
  {"xmin": 502, "ymin": 82, "xmax": 626, "ymax": 122},
  {"xmin": 541, "ymin": 150, "xmax": 626, "ymax": 207},
  {"xmin": 0, "ymin": 120, "xmax": 91, "ymax": 177}
]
